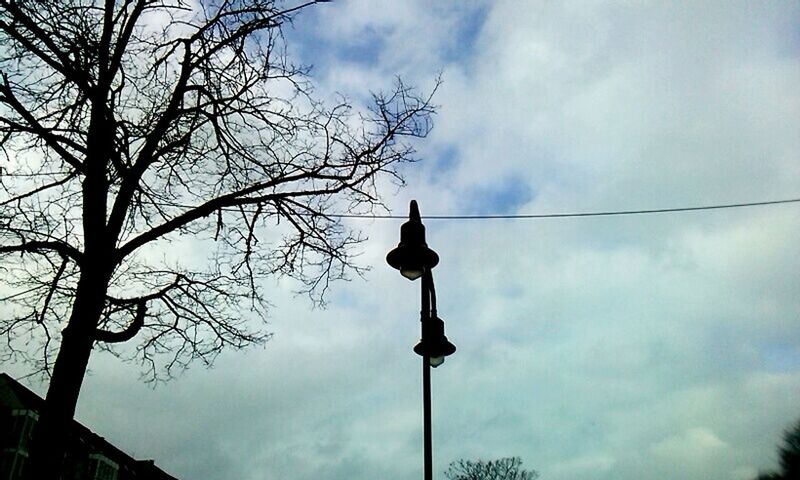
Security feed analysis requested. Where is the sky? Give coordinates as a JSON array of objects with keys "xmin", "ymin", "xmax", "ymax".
[{"xmin": 5, "ymin": 1, "xmax": 800, "ymax": 479}]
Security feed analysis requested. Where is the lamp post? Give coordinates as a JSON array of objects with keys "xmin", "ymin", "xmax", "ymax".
[{"xmin": 387, "ymin": 200, "xmax": 456, "ymax": 480}]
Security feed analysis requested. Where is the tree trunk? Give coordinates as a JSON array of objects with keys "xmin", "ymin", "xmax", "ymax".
[
  {"xmin": 25, "ymin": 88, "xmax": 115, "ymax": 479},
  {"xmin": 24, "ymin": 278, "xmax": 106, "ymax": 480}
]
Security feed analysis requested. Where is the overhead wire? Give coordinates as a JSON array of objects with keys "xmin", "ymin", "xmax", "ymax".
[{"xmin": 323, "ymin": 197, "xmax": 800, "ymax": 220}]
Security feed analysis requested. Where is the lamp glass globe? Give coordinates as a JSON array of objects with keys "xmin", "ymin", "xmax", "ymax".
[
  {"xmin": 429, "ymin": 356, "xmax": 445, "ymax": 368},
  {"xmin": 400, "ymin": 266, "xmax": 424, "ymax": 280}
]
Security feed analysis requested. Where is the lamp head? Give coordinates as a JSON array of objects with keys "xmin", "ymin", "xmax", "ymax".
[
  {"xmin": 414, "ymin": 315, "xmax": 456, "ymax": 367},
  {"xmin": 386, "ymin": 200, "xmax": 439, "ymax": 280}
]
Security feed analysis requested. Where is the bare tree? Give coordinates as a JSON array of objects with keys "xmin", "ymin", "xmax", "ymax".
[
  {"xmin": 445, "ymin": 457, "xmax": 539, "ymax": 480},
  {"xmin": 0, "ymin": 0, "xmax": 435, "ymax": 477},
  {"xmin": 754, "ymin": 417, "xmax": 800, "ymax": 480}
]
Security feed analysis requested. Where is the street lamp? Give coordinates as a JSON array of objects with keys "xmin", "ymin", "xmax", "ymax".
[
  {"xmin": 386, "ymin": 200, "xmax": 439, "ymax": 280},
  {"xmin": 387, "ymin": 200, "xmax": 456, "ymax": 480}
]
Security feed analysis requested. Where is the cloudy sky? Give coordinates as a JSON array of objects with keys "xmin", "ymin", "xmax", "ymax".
[{"xmin": 7, "ymin": 1, "xmax": 800, "ymax": 479}]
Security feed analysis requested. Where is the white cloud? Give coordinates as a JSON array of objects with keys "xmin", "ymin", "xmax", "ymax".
[{"xmin": 650, "ymin": 426, "xmax": 727, "ymax": 459}]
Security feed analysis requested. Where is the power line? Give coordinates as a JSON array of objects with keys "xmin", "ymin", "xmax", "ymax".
[{"xmin": 326, "ymin": 197, "xmax": 800, "ymax": 220}]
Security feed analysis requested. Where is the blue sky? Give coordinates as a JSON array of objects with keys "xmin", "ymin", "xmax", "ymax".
[{"xmin": 6, "ymin": 2, "xmax": 800, "ymax": 480}]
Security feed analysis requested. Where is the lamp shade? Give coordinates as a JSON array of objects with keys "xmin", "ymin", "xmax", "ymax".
[
  {"xmin": 414, "ymin": 315, "xmax": 456, "ymax": 366},
  {"xmin": 386, "ymin": 200, "xmax": 439, "ymax": 280}
]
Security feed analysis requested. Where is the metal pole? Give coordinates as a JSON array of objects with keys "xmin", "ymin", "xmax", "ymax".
[
  {"xmin": 423, "ymin": 355, "xmax": 432, "ymax": 480},
  {"xmin": 421, "ymin": 271, "xmax": 433, "ymax": 480}
]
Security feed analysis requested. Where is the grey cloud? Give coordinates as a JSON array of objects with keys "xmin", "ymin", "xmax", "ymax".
[{"xmin": 10, "ymin": 2, "xmax": 799, "ymax": 480}]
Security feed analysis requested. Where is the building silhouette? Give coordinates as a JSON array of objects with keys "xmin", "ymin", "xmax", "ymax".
[{"xmin": 0, "ymin": 373, "xmax": 177, "ymax": 480}]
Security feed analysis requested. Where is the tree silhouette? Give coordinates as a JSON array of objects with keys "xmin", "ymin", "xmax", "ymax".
[
  {"xmin": 0, "ymin": 1, "xmax": 435, "ymax": 477},
  {"xmin": 445, "ymin": 457, "xmax": 539, "ymax": 480},
  {"xmin": 754, "ymin": 418, "xmax": 800, "ymax": 480}
]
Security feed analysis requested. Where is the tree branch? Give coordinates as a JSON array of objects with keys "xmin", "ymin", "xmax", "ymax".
[
  {"xmin": 0, "ymin": 171, "xmax": 78, "ymax": 207},
  {"xmin": 0, "ymin": 76, "xmax": 85, "ymax": 173},
  {"xmin": 94, "ymin": 300, "xmax": 146, "ymax": 343},
  {"xmin": 0, "ymin": 240, "xmax": 82, "ymax": 264},
  {"xmin": 37, "ymin": 257, "xmax": 68, "ymax": 324},
  {"xmin": 108, "ymin": 0, "xmax": 146, "ymax": 82},
  {"xmin": 0, "ymin": 1, "xmax": 90, "ymax": 90}
]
